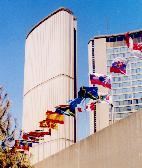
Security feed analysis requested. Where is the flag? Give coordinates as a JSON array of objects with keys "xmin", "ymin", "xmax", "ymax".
[
  {"xmin": 78, "ymin": 86, "xmax": 98, "ymax": 100},
  {"xmin": 46, "ymin": 110, "xmax": 55, "ymax": 115},
  {"xmin": 39, "ymin": 120, "xmax": 58, "ymax": 129},
  {"xmin": 90, "ymin": 73, "xmax": 111, "ymax": 89},
  {"xmin": 98, "ymin": 93, "xmax": 112, "ymax": 105},
  {"xmin": 64, "ymin": 110, "xmax": 75, "ymax": 116},
  {"xmin": 22, "ymin": 133, "xmax": 29, "ymax": 140},
  {"xmin": 28, "ymin": 131, "xmax": 51, "ymax": 137},
  {"xmin": 55, "ymin": 105, "xmax": 75, "ymax": 116},
  {"xmin": 55, "ymin": 105, "xmax": 70, "ymax": 115},
  {"xmin": 110, "ymin": 58, "xmax": 127, "ymax": 75},
  {"xmin": 55, "ymin": 104, "xmax": 70, "ymax": 110},
  {"xmin": 125, "ymin": 32, "xmax": 142, "ymax": 59},
  {"xmin": 47, "ymin": 113, "xmax": 64, "ymax": 124},
  {"xmin": 69, "ymin": 98, "xmax": 83, "ymax": 113},
  {"xmin": 76, "ymin": 99, "xmax": 86, "ymax": 112},
  {"xmin": 86, "ymin": 102, "xmax": 96, "ymax": 111},
  {"xmin": 99, "ymin": 94, "xmax": 110, "ymax": 103},
  {"xmin": 39, "ymin": 120, "xmax": 48, "ymax": 128}
]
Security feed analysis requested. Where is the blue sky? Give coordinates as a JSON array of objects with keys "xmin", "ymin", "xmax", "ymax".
[{"xmin": 0, "ymin": 0, "xmax": 142, "ymax": 139}]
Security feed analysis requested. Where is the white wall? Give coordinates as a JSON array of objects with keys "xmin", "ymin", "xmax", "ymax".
[
  {"xmin": 23, "ymin": 9, "xmax": 76, "ymax": 164},
  {"xmin": 88, "ymin": 38, "xmax": 109, "ymax": 135}
]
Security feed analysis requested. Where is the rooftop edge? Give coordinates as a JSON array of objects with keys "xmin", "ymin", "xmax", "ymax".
[
  {"xmin": 26, "ymin": 7, "xmax": 75, "ymax": 39},
  {"xmin": 88, "ymin": 29, "xmax": 142, "ymax": 44}
]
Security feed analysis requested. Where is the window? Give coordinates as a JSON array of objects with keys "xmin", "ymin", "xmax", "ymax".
[
  {"xmin": 120, "ymin": 101, "xmax": 124, "ymax": 105},
  {"xmin": 123, "ymin": 82, "xmax": 130, "ymax": 87},
  {"xmin": 115, "ymin": 113, "xmax": 128, "ymax": 119},
  {"xmin": 124, "ymin": 94, "xmax": 132, "ymax": 99},
  {"xmin": 126, "ymin": 106, "xmax": 132, "ymax": 111},
  {"xmin": 115, "ymin": 113, "xmax": 121, "ymax": 118},
  {"xmin": 123, "ymin": 100, "xmax": 132, "ymax": 105},
  {"xmin": 134, "ymin": 92, "xmax": 142, "ymax": 98},
  {"xmin": 138, "ymin": 99, "xmax": 142, "ymax": 103},
  {"xmin": 114, "ymin": 107, "xmax": 120, "ymax": 112},
  {"xmin": 133, "ymin": 99, "xmax": 138, "ymax": 104},
  {"xmin": 134, "ymin": 105, "xmax": 139, "ymax": 110},
  {"xmin": 123, "ymin": 76, "xmax": 129, "ymax": 81},
  {"xmin": 132, "ymin": 75, "xmax": 137, "ymax": 80}
]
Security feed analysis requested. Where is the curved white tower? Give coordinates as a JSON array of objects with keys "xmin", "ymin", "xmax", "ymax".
[{"xmin": 22, "ymin": 8, "xmax": 77, "ymax": 164}]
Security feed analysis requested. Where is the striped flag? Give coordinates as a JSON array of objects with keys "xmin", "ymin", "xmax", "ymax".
[
  {"xmin": 90, "ymin": 73, "xmax": 111, "ymax": 89},
  {"xmin": 110, "ymin": 57, "xmax": 127, "ymax": 75},
  {"xmin": 125, "ymin": 32, "xmax": 142, "ymax": 59}
]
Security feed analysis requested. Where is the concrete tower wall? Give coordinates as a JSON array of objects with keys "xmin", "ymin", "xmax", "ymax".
[{"xmin": 22, "ymin": 8, "xmax": 77, "ymax": 164}]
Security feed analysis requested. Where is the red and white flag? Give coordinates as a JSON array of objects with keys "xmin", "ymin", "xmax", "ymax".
[
  {"xmin": 125, "ymin": 32, "xmax": 142, "ymax": 59},
  {"xmin": 86, "ymin": 100, "xmax": 95, "ymax": 112},
  {"xmin": 76, "ymin": 99, "xmax": 86, "ymax": 112}
]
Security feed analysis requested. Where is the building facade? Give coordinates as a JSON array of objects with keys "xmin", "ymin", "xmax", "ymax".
[
  {"xmin": 88, "ymin": 30, "xmax": 142, "ymax": 135},
  {"xmin": 22, "ymin": 8, "xmax": 77, "ymax": 164}
]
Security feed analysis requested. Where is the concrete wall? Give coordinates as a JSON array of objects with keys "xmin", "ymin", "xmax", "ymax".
[
  {"xmin": 88, "ymin": 38, "xmax": 109, "ymax": 135},
  {"xmin": 23, "ymin": 8, "xmax": 76, "ymax": 164},
  {"xmin": 34, "ymin": 110, "xmax": 142, "ymax": 168}
]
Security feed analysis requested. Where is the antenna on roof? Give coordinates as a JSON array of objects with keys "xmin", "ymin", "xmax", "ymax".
[{"xmin": 105, "ymin": 16, "xmax": 110, "ymax": 35}]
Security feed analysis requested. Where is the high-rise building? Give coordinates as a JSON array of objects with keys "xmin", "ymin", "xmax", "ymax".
[
  {"xmin": 88, "ymin": 30, "xmax": 142, "ymax": 135},
  {"xmin": 22, "ymin": 8, "xmax": 77, "ymax": 164}
]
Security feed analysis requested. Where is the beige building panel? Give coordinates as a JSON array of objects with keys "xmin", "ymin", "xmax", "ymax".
[
  {"xmin": 23, "ymin": 9, "xmax": 76, "ymax": 164},
  {"xmin": 96, "ymin": 103, "xmax": 109, "ymax": 132},
  {"xmin": 88, "ymin": 38, "xmax": 109, "ymax": 135}
]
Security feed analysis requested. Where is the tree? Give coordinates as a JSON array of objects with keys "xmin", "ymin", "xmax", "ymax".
[{"xmin": 0, "ymin": 86, "xmax": 33, "ymax": 168}]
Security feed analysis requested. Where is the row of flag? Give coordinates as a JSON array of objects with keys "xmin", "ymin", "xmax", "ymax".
[
  {"xmin": 14, "ymin": 129, "xmax": 52, "ymax": 153},
  {"xmin": 39, "ymin": 86, "xmax": 99, "ymax": 129},
  {"xmin": 15, "ymin": 86, "xmax": 102, "ymax": 153}
]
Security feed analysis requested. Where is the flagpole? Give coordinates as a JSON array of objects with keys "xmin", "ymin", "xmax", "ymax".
[
  {"xmin": 74, "ymin": 109, "xmax": 77, "ymax": 143},
  {"xmin": 129, "ymin": 52, "xmax": 134, "ymax": 113},
  {"xmin": 110, "ymin": 74, "xmax": 114, "ymax": 124},
  {"xmin": 84, "ymin": 98, "xmax": 88, "ymax": 137},
  {"xmin": 94, "ymin": 102, "xmax": 96, "ymax": 133},
  {"xmin": 64, "ymin": 116, "xmax": 67, "ymax": 148}
]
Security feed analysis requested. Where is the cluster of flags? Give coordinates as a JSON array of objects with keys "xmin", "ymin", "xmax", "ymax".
[
  {"xmin": 22, "ymin": 130, "xmax": 51, "ymax": 140},
  {"xmin": 14, "ymin": 129, "xmax": 52, "ymax": 154},
  {"xmin": 15, "ymin": 139, "xmax": 32, "ymax": 152},
  {"xmin": 39, "ymin": 86, "xmax": 99, "ymax": 129},
  {"xmin": 16, "ymin": 86, "xmax": 101, "ymax": 153}
]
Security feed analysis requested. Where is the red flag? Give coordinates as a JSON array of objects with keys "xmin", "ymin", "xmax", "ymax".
[
  {"xmin": 125, "ymin": 32, "xmax": 142, "ymax": 52},
  {"xmin": 90, "ymin": 73, "xmax": 111, "ymax": 89}
]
